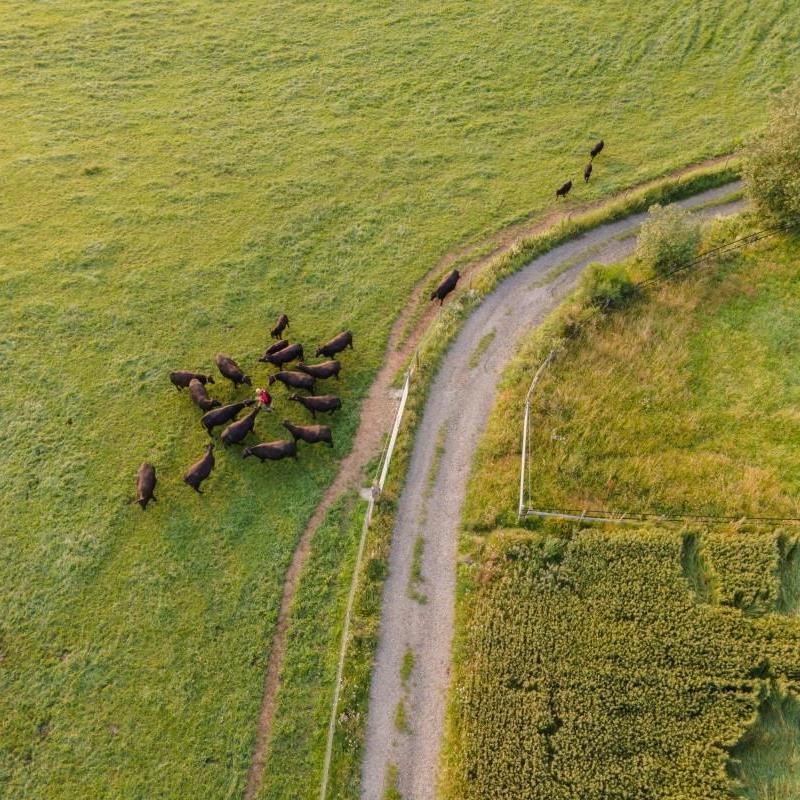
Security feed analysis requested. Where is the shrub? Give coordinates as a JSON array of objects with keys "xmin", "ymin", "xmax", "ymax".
[
  {"xmin": 742, "ymin": 83, "xmax": 800, "ymax": 224},
  {"xmin": 580, "ymin": 261, "xmax": 636, "ymax": 309},
  {"xmin": 636, "ymin": 202, "xmax": 702, "ymax": 276}
]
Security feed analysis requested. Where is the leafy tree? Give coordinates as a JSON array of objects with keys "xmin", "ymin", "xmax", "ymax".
[{"xmin": 742, "ymin": 82, "xmax": 800, "ymax": 224}]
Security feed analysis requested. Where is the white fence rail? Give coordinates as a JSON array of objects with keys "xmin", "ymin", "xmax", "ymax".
[{"xmin": 319, "ymin": 364, "xmax": 415, "ymax": 800}]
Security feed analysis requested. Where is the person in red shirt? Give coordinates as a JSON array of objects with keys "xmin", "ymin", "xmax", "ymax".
[{"xmin": 256, "ymin": 387, "xmax": 272, "ymax": 409}]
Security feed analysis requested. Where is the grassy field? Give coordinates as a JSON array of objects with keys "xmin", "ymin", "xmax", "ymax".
[
  {"xmin": 2, "ymin": 1, "xmax": 800, "ymax": 796},
  {"xmin": 465, "ymin": 228, "xmax": 800, "ymax": 530},
  {"xmin": 442, "ymin": 528, "xmax": 800, "ymax": 800}
]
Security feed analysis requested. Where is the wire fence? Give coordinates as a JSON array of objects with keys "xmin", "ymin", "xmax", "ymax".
[
  {"xmin": 319, "ymin": 362, "xmax": 415, "ymax": 800},
  {"xmin": 518, "ymin": 214, "xmax": 800, "ymax": 525}
]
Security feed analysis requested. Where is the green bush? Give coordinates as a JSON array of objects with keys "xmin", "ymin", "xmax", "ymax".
[
  {"xmin": 742, "ymin": 83, "xmax": 800, "ymax": 224},
  {"xmin": 636, "ymin": 202, "xmax": 702, "ymax": 276},
  {"xmin": 580, "ymin": 261, "xmax": 636, "ymax": 309}
]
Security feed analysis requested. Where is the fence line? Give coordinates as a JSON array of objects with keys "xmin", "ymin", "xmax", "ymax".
[
  {"xmin": 522, "ymin": 508, "xmax": 800, "ymax": 525},
  {"xmin": 319, "ymin": 364, "xmax": 415, "ymax": 800},
  {"xmin": 517, "ymin": 215, "xmax": 800, "ymax": 522}
]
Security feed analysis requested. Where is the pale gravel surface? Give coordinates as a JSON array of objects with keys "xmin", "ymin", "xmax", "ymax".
[{"xmin": 361, "ymin": 184, "xmax": 747, "ymax": 800}]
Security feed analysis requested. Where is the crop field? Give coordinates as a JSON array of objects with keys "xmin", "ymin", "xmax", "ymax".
[
  {"xmin": 2, "ymin": 1, "xmax": 800, "ymax": 797},
  {"xmin": 465, "ymin": 229, "xmax": 800, "ymax": 530},
  {"xmin": 443, "ymin": 528, "xmax": 800, "ymax": 799}
]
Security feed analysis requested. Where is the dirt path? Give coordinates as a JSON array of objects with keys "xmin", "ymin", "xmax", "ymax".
[
  {"xmin": 360, "ymin": 186, "xmax": 747, "ymax": 800},
  {"xmin": 242, "ymin": 160, "xmax": 740, "ymax": 800}
]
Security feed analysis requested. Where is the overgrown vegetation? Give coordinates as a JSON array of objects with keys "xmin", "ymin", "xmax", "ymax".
[
  {"xmin": 636, "ymin": 202, "xmax": 701, "ymax": 276},
  {"xmin": 442, "ymin": 528, "xmax": 800, "ymax": 800},
  {"xmin": 742, "ymin": 82, "xmax": 800, "ymax": 224},
  {"xmin": 465, "ymin": 229, "xmax": 800, "ymax": 530}
]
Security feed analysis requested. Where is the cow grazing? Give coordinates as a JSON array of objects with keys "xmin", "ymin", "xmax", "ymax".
[
  {"xmin": 590, "ymin": 139, "xmax": 604, "ymax": 159},
  {"xmin": 183, "ymin": 443, "xmax": 215, "ymax": 493},
  {"xmin": 264, "ymin": 339, "xmax": 289, "ymax": 357},
  {"xmin": 282, "ymin": 419, "xmax": 333, "ymax": 447},
  {"xmin": 215, "ymin": 354, "xmax": 251, "ymax": 387},
  {"xmin": 315, "ymin": 331, "xmax": 353, "ymax": 359},
  {"xmin": 242, "ymin": 439, "xmax": 297, "ymax": 462},
  {"xmin": 135, "ymin": 462, "xmax": 157, "ymax": 510},
  {"xmin": 200, "ymin": 399, "xmax": 255, "ymax": 436},
  {"xmin": 556, "ymin": 180, "xmax": 572, "ymax": 199},
  {"xmin": 584, "ymin": 161, "xmax": 593, "ymax": 183},
  {"xmin": 220, "ymin": 405, "xmax": 260, "ymax": 446},
  {"xmin": 189, "ymin": 378, "xmax": 221, "ymax": 411},
  {"xmin": 170, "ymin": 370, "xmax": 214, "ymax": 390},
  {"xmin": 268, "ymin": 370, "xmax": 315, "ymax": 392},
  {"xmin": 430, "ymin": 270, "xmax": 460, "ymax": 306},
  {"xmin": 289, "ymin": 393, "xmax": 341, "ymax": 418},
  {"xmin": 270, "ymin": 314, "xmax": 289, "ymax": 339},
  {"xmin": 297, "ymin": 360, "xmax": 341, "ymax": 381},
  {"xmin": 259, "ymin": 342, "xmax": 304, "ymax": 368}
]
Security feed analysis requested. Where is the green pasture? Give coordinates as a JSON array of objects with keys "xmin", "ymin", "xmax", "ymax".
[{"xmin": 1, "ymin": 1, "xmax": 799, "ymax": 796}]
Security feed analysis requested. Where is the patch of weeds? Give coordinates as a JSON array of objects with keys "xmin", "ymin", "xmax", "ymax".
[
  {"xmin": 400, "ymin": 647, "xmax": 415, "ymax": 685},
  {"xmin": 407, "ymin": 536, "xmax": 427, "ymax": 605},
  {"xmin": 394, "ymin": 698, "xmax": 409, "ymax": 733},
  {"xmin": 468, "ymin": 329, "xmax": 496, "ymax": 369},
  {"xmin": 384, "ymin": 764, "xmax": 403, "ymax": 800}
]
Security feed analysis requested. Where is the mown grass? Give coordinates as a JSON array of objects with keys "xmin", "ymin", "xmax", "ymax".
[
  {"xmin": 465, "ymin": 229, "xmax": 800, "ymax": 530},
  {"xmin": 442, "ymin": 528, "xmax": 800, "ymax": 800},
  {"xmin": 2, "ymin": 0, "xmax": 799, "ymax": 795}
]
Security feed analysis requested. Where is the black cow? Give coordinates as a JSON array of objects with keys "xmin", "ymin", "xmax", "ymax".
[
  {"xmin": 556, "ymin": 180, "xmax": 572, "ymax": 199},
  {"xmin": 282, "ymin": 420, "xmax": 333, "ymax": 447},
  {"xmin": 264, "ymin": 339, "xmax": 289, "ymax": 357},
  {"xmin": 259, "ymin": 342, "xmax": 304, "ymax": 368},
  {"xmin": 220, "ymin": 405, "xmax": 260, "ymax": 446},
  {"xmin": 200, "ymin": 399, "xmax": 255, "ymax": 436},
  {"xmin": 170, "ymin": 370, "xmax": 214, "ymax": 390},
  {"xmin": 215, "ymin": 354, "xmax": 251, "ymax": 387},
  {"xmin": 242, "ymin": 439, "xmax": 297, "ymax": 461},
  {"xmin": 135, "ymin": 462, "xmax": 157, "ymax": 510},
  {"xmin": 297, "ymin": 360, "xmax": 341, "ymax": 381},
  {"xmin": 183, "ymin": 443, "xmax": 215, "ymax": 493},
  {"xmin": 584, "ymin": 161, "xmax": 593, "ymax": 183},
  {"xmin": 431, "ymin": 270, "xmax": 459, "ymax": 306},
  {"xmin": 268, "ymin": 370, "xmax": 315, "ymax": 392},
  {"xmin": 590, "ymin": 139, "xmax": 604, "ymax": 159},
  {"xmin": 189, "ymin": 378, "xmax": 221, "ymax": 411},
  {"xmin": 270, "ymin": 314, "xmax": 289, "ymax": 339},
  {"xmin": 315, "ymin": 331, "xmax": 353, "ymax": 358},
  {"xmin": 289, "ymin": 393, "xmax": 341, "ymax": 419}
]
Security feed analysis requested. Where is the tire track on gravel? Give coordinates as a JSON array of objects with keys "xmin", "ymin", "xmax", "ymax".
[{"xmin": 360, "ymin": 185, "xmax": 746, "ymax": 800}]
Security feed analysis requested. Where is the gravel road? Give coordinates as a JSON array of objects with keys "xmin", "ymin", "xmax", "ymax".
[{"xmin": 360, "ymin": 184, "xmax": 747, "ymax": 800}]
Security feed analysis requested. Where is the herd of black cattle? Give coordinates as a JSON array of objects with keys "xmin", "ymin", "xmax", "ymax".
[
  {"xmin": 133, "ymin": 315, "xmax": 355, "ymax": 509},
  {"xmin": 132, "ymin": 270, "xmax": 463, "ymax": 509},
  {"xmin": 132, "ymin": 147, "xmax": 602, "ymax": 512}
]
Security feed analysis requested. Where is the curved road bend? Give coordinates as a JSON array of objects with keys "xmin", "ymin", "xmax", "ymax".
[{"xmin": 361, "ymin": 184, "xmax": 747, "ymax": 799}]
